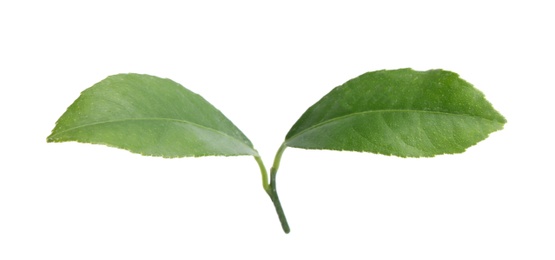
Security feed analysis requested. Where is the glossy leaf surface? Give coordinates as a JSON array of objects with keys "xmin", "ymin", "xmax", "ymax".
[
  {"xmin": 47, "ymin": 73, "xmax": 257, "ymax": 157},
  {"xmin": 285, "ymin": 69, "xmax": 506, "ymax": 157}
]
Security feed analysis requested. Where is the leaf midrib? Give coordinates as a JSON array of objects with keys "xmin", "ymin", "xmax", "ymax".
[
  {"xmin": 49, "ymin": 117, "xmax": 255, "ymax": 152},
  {"xmin": 286, "ymin": 109, "xmax": 504, "ymax": 143}
]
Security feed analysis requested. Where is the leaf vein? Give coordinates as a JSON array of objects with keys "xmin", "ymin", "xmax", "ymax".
[
  {"xmin": 286, "ymin": 109, "xmax": 502, "ymax": 144},
  {"xmin": 48, "ymin": 117, "xmax": 254, "ymax": 151}
]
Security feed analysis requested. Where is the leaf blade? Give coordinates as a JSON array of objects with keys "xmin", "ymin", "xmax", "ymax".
[
  {"xmin": 285, "ymin": 68, "xmax": 506, "ymax": 157},
  {"xmin": 47, "ymin": 73, "xmax": 257, "ymax": 158}
]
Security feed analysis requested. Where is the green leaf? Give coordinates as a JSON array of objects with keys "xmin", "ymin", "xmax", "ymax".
[
  {"xmin": 47, "ymin": 73, "xmax": 257, "ymax": 158},
  {"xmin": 285, "ymin": 68, "xmax": 506, "ymax": 157}
]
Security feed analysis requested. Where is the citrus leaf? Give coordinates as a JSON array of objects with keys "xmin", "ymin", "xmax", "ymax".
[
  {"xmin": 47, "ymin": 73, "xmax": 257, "ymax": 158},
  {"xmin": 285, "ymin": 68, "xmax": 506, "ymax": 157}
]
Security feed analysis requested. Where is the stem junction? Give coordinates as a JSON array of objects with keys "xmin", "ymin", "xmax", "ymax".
[{"xmin": 254, "ymin": 143, "xmax": 289, "ymax": 233}]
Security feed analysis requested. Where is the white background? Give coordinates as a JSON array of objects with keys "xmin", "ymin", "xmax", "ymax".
[{"xmin": 1, "ymin": 1, "xmax": 553, "ymax": 259}]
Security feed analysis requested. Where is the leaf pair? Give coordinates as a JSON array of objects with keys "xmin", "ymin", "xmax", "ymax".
[{"xmin": 47, "ymin": 69, "xmax": 506, "ymax": 233}]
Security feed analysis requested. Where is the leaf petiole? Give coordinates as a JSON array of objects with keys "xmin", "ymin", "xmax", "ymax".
[{"xmin": 254, "ymin": 155, "xmax": 269, "ymax": 192}]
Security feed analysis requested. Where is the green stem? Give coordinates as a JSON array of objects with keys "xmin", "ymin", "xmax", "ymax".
[
  {"xmin": 268, "ymin": 168, "xmax": 289, "ymax": 233},
  {"xmin": 254, "ymin": 143, "xmax": 290, "ymax": 234}
]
